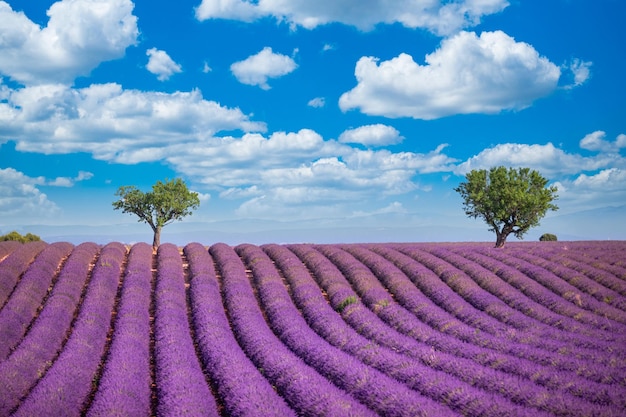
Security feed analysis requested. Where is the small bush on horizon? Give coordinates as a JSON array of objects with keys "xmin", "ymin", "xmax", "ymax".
[
  {"xmin": 0, "ymin": 231, "xmax": 41, "ymax": 243},
  {"xmin": 539, "ymin": 233, "xmax": 558, "ymax": 241}
]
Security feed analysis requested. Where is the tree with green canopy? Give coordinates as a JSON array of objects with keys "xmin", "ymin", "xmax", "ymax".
[
  {"xmin": 0, "ymin": 231, "xmax": 41, "ymax": 243},
  {"xmin": 112, "ymin": 178, "xmax": 200, "ymax": 248},
  {"xmin": 454, "ymin": 166, "xmax": 559, "ymax": 248}
]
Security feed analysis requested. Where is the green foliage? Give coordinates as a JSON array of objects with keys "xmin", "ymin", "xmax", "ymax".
[
  {"xmin": 335, "ymin": 295, "xmax": 358, "ymax": 312},
  {"xmin": 454, "ymin": 166, "xmax": 558, "ymax": 248},
  {"xmin": 0, "ymin": 231, "xmax": 41, "ymax": 243},
  {"xmin": 112, "ymin": 178, "xmax": 200, "ymax": 248},
  {"xmin": 539, "ymin": 233, "xmax": 558, "ymax": 241}
]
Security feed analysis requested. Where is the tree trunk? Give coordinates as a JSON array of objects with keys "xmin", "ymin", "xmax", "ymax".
[
  {"xmin": 153, "ymin": 226, "xmax": 161, "ymax": 249},
  {"xmin": 495, "ymin": 225, "xmax": 512, "ymax": 248}
]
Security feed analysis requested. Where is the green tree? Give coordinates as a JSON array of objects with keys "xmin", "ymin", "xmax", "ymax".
[
  {"xmin": 0, "ymin": 231, "xmax": 42, "ymax": 243},
  {"xmin": 454, "ymin": 166, "xmax": 558, "ymax": 248},
  {"xmin": 112, "ymin": 178, "xmax": 200, "ymax": 248},
  {"xmin": 539, "ymin": 233, "xmax": 558, "ymax": 241}
]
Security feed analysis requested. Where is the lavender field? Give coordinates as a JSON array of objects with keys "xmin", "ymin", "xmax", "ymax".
[{"xmin": 0, "ymin": 240, "xmax": 625, "ymax": 416}]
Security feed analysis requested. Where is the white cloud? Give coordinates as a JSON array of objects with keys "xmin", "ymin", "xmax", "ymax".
[
  {"xmin": 0, "ymin": 83, "xmax": 266, "ymax": 161},
  {"xmin": 193, "ymin": 191, "xmax": 212, "ymax": 202},
  {"xmin": 563, "ymin": 58, "xmax": 592, "ymax": 89},
  {"xmin": 308, "ymin": 97, "xmax": 326, "ymax": 108},
  {"xmin": 339, "ymin": 124, "xmax": 403, "ymax": 147},
  {"xmin": 220, "ymin": 185, "xmax": 262, "ymax": 200},
  {"xmin": 455, "ymin": 142, "xmax": 625, "ymax": 178},
  {"xmin": 160, "ymin": 128, "xmax": 456, "ymax": 218},
  {"xmin": 146, "ymin": 48, "xmax": 182, "ymax": 81},
  {"xmin": 230, "ymin": 47, "xmax": 298, "ymax": 89},
  {"xmin": 0, "ymin": 0, "xmax": 138, "ymax": 85},
  {"xmin": 195, "ymin": 0, "xmax": 509, "ymax": 35},
  {"xmin": 0, "ymin": 168, "xmax": 59, "ymax": 219},
  {"xmin": 48, "ymin": 171, "xmax": 93, "ymax": 187},
  {"xmin": 339, "ymin": 31, "xmax": 561, "ymax": 119},
  {"xmin": 552, "ymin": 168, "xmax": 626, "ymax": 213},
  {"xmin": 572, "ymin": 168, "xmax": 626, "ymax": 190},
  {"xmin": 580, "ymin": 131, "xmax": 626, "ymax": 153}
]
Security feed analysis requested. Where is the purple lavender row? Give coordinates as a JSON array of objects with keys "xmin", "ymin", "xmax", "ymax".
[
  {"xmin": 13, "ymin": 242, "xmax": 125, "ymax": 417},
  {"xmin": 263, "ymin": 244, "xmax": 571, "ymax": 416},
  {"xmin": 537, "ymin": 241, "xmax": 626, "ymax": 270},
  {"xmin": 343, "ymin": 243, "xmax": 610, "ymax": 373},
  {"xmin": 531, "ymin": 247, "xmax": 626, "ymax": 303},
  {"xmin": 238, "ymin": 243, "xmax": 459, "ymax": 417},
  {"xmin": 209, "ymin": 242, "xmax": 376, "ymax": 417},
  {"xmin": 306, "ymin": 244, "xmax": 626, "ymax": 410},
  {"xmin": 390, "ymin": 243, "xmax": 626, "ymax": 361},
  {"xmin": 502, "ymin": 246, "xmax": 626, "ymax": 321},
  {"xmin": 372, "ymin": 244, "xmax": 626, "ymax": 385},
  {"xmin": 0, "ymin": 240, "xmax": 21, "ymax": 259},
  {"xmin": 86, "ymin": 242, "xmax": 153, "ymax": 417},
  {"xmin": 0, "ymin": 241, "xmax": 73, "ymax": 360},
  {"xmin": 184, "ymin": 242, "xmax": 296, "ymax": 417},
  {"xmin": 153, "ymin": 243, "xmax": 219, "ymax": 417},
  {"xmin": 340, "ymin": 244, "xmax": 626, "ymax": 409},
  {"xmin": 404, "ymin": 245, "xmax": 626, "ymax": 380},
  {"xmin": 424, "ymin": 245, "xmax": 626, "ymax": 350},
  {"xmin": 0, "ymin": 240, "xmax": 47, "ymax": 308},
  {"xmin": 448, "ymin": 246, "xmax": 626, "ymax": 343},
  {"xmin": 0, "ymin": 242, "xmax": 99, "ymax": 416},
  {"xmin": 329, "ymin": 243, "xmax": 626, "ymax": 398}
]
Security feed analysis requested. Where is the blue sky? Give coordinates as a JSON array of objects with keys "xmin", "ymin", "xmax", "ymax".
[{"xmin": 1, "ymin": 0, "xmax": 625, "ymax": 244}]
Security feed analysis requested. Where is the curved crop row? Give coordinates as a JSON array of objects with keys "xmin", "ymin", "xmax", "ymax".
[
  {"xmin": 265, "ymin": 244, "xmax": 571, "ymax": 416},
  {"xmin": 372, "ymin": 244, "xmax": 626, "ymax": 386},
  {"xmin": 0, "ymin": 242, "xmax": 100, "ymax": 416},
  {"xmin": 210, "ymin": 242, "xmax": 376, "ymax": 417},
  {"xmin": 419, "ymin": 245, "xmax": 626, "ymax": 348},
  {"xmin": 184, "ymin": 242, "xmax": 296, "ymax": 417},
  {"xmin": 87, "ymin": 242, "xmax": 153, "ymax": 417},
  {"xmin": 308, "ymin": 244, "xmax": 624, "ymax": 412},
  {"xmin": 153, "ymin": 243, "xmax": 219, "ymax": 416},
  {"xmin": 12, "ymin": 242, "xmax": 125, "ymax": 417},
  {"xmin": 238, "ymin": 243, "xmax": 457, "ymax": 417},
  {"xmin": 1, "ymin": 240, "xmax": 625, "ymax": 416},
  {"xmin": 0, "ymin": 242, "xmax": 73, "ymax": 360},
  {"xmin": 0, "ymin": 241, "xmax": 22, "ymax": 260},
  {"xmin": 336, "ymin": 244, "xmax": 625, "ymax": 407},
  {"xmin": 0, "ymin": 241, "xmax": 47, "ymax": 308}
]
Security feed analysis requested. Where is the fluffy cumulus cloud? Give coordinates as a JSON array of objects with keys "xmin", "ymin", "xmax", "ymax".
[
  {"xmin": 0, "ymin": 82, "xmax": 266, "ymax": 161},
  {"xmin": 195, "ymin": 0, "xmax": 509, "ymax": 35},
  {"xmin": 339, "ymin": 31, "xmax": 561, "ymax": 119},
  {"xmin": 580, "ymin": 131, "xmax": 626, "ymax": 153},
  {"xmin": 230, "ymin": 47, "xmax": 298, "ymax": 89},
  {"xmin": 0, "ymin": 0, "xmax": 138, "ymax": 85},
  {"xmin": 338, "ymin": 124, "xmax": 404, "ymax": 147},
  {"xmin": 0, "ymin": 168, "xmax": 94, "ymax": 220},
  {"xmin": 146, "ymin": 48, "xmax": 182, "ymax": 81},
  {"xmin": 454, "ymin": 142, "xmax": 622, "ymax": 177},
  {"xmin": 161, "ymin": 129, "xmax": 456, "ymax": 218}
]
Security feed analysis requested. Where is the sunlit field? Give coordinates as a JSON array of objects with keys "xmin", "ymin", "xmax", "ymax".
[{"xmin": 1, "ymin": 240, "xmax": 625, "ymax": 416}]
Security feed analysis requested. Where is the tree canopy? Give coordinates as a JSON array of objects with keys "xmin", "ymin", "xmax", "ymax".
[
  {"xmin": 112, "ymin": 178, "xmax": 200, "ymax": 248},
  {"xmin": 0, "ymin": 231, "xmax": 41, "ymax": 243},
  {"xmin": 454, "ymin": 166, "xmax": 559, "ymax": 247}
]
